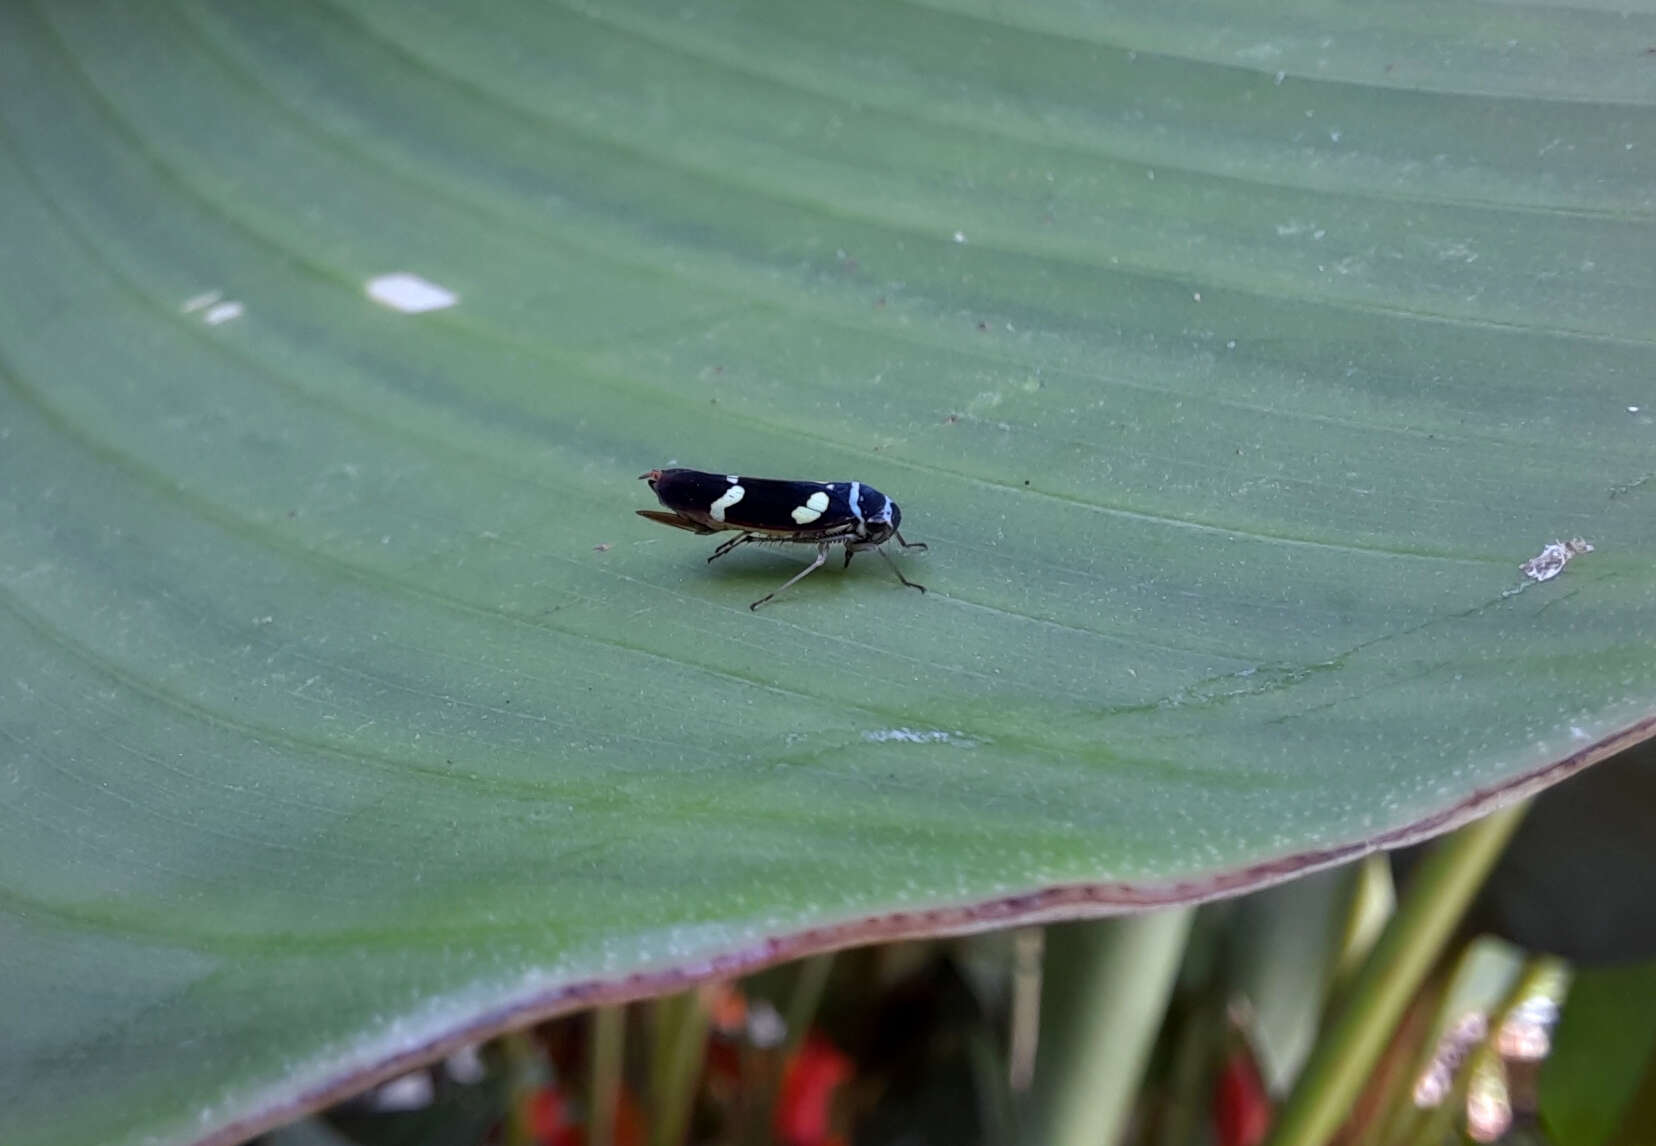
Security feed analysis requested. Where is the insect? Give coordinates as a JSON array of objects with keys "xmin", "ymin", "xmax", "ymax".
[{"xmin": 637, "ymin": 468, "xmax": 928, "ymax": 609}]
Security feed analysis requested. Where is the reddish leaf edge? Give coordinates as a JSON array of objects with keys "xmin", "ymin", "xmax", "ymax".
[{"xmin": 188, "ymin": 715, "xmax": 1655, "ymax": 1146}]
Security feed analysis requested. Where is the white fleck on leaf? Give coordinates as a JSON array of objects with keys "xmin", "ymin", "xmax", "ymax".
[
  {"xmin": 203, "ymin": 301, "xmax": 244, "ymax": 326},
  {"xmin": 863, "ymin": 728, "xmax": 979, "ymax": 747},
  {"xmin": 366, "ymin": 273, "xmax": 459, "ymax": 313}
]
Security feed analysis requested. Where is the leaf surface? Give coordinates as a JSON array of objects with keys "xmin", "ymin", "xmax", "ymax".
[{"xmin": 2, "ymin": 1, "xmax": 1653, "ymax": 1143}]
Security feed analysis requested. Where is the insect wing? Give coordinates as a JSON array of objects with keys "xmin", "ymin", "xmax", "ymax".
[
  {"xmin": 639, "ymin": 469, "xmax": 747, "ymax": 535},
  {"xmin": 713, "ymin": 476, "xmax": 858, "ymax": 536},
  {"xmin": 634, "ymin": 508, "xmax": 719, "ymax": 535},
  {"xmin": 647, "ymin": 469, "xmax": 858, "ymax": 537},
  {"xmin": 647, "ymin": 468, "xmax": 734, "ymax": 513}
]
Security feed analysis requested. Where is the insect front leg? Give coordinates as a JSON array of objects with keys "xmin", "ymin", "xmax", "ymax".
[
  {"xmin": 894, "ymin": 530, "xmax": 928, "ymax": 551},
  {"xmin": 707, "ymin": 532, "xmax": 756, "ymax": 564},
  {"xmin": 750, "ymin": 543, "xmax": 830, "ymax": 610},
  {"xmin": 875, "ymin": 545, "xmax": 926, "ymax": 594}
]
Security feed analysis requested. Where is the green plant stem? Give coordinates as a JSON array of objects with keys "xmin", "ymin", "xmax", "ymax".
[
  {"xmin": 652, "ymin": 989, "xmax": 712, "ymax": 1146},
  {"xmin": 783, "ymin": 952, "xmax": 834, "ymax": 1059},
  {"xmin": 1261, "ymin": 801, "xmax": 1530, "ymax": 1146},
  {"xmin": 1360, "ymin": 959, "xmax": 1452, "ymax": 1146},
  {"xmin": 588, "ymin": 1005, "xmax": 625, "ymax": 1146},
  {"xmin": 1328, "ymin": 854, "xmax": 1396, "ymax": 1005},
  {"xmin": 501, "ymin": 1031, "xmax": 545, "ymax": 1146},
  {"xmin": 1007, "ymin": 927, "xmax": 1045, "ymax": 1093},
  {"xmin": 1153, "ymin": 975, "xmax": 1225, "ymax": 1146},
  {"xmin": 1022, "ymin": 907, "xmax": 1195, "ymax": 1146},
  {"xmin": 967, "ymin": 1025, "xmax": 1016, "ymax": 1146}
]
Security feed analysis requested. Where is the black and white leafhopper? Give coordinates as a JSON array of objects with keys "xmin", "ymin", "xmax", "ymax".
[{"xmin": 637, "ymin": 467, "xmax": 928, "ymax": 609}]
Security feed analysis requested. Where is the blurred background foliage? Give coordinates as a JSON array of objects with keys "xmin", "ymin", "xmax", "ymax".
[{"xmin": 263, "ymin": 744, "xmax": 1656, "ymax": 1146}]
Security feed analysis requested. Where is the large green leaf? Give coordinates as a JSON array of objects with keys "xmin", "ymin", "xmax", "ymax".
[{"xmin": 2, "ymin": 1, "xmax": 1652, "ymax": 1143}]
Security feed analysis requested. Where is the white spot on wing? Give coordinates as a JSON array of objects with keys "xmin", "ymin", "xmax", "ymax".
[
  {"xmin": 710, "ymin": 483, "xmax": 745, "ymax": 522},
  {"xmin": 367, "ymin": 273, "xmax": 459, "ymax": 313},
  {"xmin": 791, "ymin": 490, "xmax": 830, "ymax": 524}
]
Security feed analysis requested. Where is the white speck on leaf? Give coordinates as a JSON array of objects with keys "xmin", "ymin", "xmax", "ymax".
[
  {"xmin": 367, "ymin": 272, "xmax": 459, "ymax": 313},
  {"xmin": 203, "ymin": 301, "xmax": 244, "ymax": 325},
  {"xmin": 864, "ymin": 728, "xmax": 979, "ymax": 748}
]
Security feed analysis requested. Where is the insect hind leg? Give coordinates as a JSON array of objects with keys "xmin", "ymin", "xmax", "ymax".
[{"xmin": 750, "ymin": 543, "xmax": 830, "ymax": 610}]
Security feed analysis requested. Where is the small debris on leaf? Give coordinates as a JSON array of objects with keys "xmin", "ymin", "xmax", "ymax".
[{"xmin": 1519, "ymin": 538, "xmax": 1593, "ymax": 583}]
